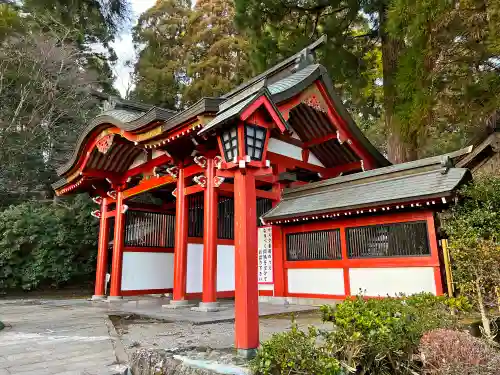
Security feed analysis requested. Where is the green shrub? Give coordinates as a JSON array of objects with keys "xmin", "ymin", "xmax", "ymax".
[
  {"xmin": 0, "ymin": 196, "xmax": 98, "ymax": 292},
  {"xmin": 250, "ymin": 319, "xmax": 341, "ymax": 375},
  {"xmin": 321, "ymin": 293, "xmax": 465, "ymax": 374}
]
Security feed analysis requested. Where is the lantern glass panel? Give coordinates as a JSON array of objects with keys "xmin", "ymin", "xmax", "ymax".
[
  {"xmin": 245, "ymin": 124, "xmax": 267, "ymax": 161},
  {"xmin": 221, "ymin": 126, "xmax": 238, "ymax": 162}
]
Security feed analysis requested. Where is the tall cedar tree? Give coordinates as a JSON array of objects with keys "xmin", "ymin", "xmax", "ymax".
[
  {"xmin": 235, "ymin": 0, "xmax": 500, "ymax": 162},
  {"xmin": 132, "ymin": 0, "xmax": 192, "ymax": 109},
  {"xmin": 131, "ymin": 0, "xmax": 251, "ymax": 109},
  {"xmin": 182, "ymin": 0, "xmax": 251, "ymax": 106}
]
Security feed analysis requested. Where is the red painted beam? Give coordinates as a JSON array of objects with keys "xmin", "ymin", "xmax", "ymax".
[
  {"xmin": 82, "ymin": 169, "xmax": 122, "ymax": 181},
  {"xmin": 185, "ymin": 185, "xmax": 204, "ymax": 196},
  {"xmin": 123, "ymin": 175, "xmax": 175, "ymax": 199},
  {"xmin": 303, "ymin": 133, "xmax": 337, "ymax": 148},
  {"xmin": 122, "ymin": 154, "xmax": 173, "ymax": 180},
  {"xmin": 322, "ymin": 160, "xmax": 363, "ymax": 178}
]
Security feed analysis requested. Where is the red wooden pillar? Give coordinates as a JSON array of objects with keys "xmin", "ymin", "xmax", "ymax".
[
  {"xmin": 234, "ymin": 169, "xmax": 259, "ymax": 354},
  {"xmin": 93, "ymin": 197, "xmax": 109, "ymax": 299},
  {"xmin": 426, "ymin": 211, "xmax": 444, "ymax": 296},
  {"xmin": 110, "ymin": 191, "xmax": 125, "ymax": 298},
  {"xmin": 202, "ymin": 158, "xmax": 218, "ymax": 304},
  {"xmin": 173, "ymin": 166, "xmax": 189, "ymax": 301},
  {"xmin": 271, "ymin": 182, "xmax": 285, "ymax": 297}
]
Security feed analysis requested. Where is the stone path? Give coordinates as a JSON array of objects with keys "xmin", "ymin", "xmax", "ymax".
[
  {"xmin": 0, "ymin": 297, "xmax": 323, "ymax": 375},
  {"xmin": 0, "ymin": 301, "xmax": 127, "ymax": 375}
]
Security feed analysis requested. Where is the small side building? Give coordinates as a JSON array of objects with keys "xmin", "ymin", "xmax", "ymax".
[
  {"xmin": 262, "ymin": 149, "xmax": 471, "ymax": 300},
  {"xmin": 457, "ymin": 111, "xmax": 500, "ymax": 175}
]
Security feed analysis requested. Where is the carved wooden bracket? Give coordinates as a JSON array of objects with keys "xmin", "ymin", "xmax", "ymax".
[
  {"xmin": 122, "ymin": 204, "xmax": 129, "ymax": 214},
  {"xmin": 193, "ymin": 174, "xmax": 207, "ymax": 188},
  {"xmin": 166, "ymin": 166, "xmax": 179, "ymax": 178},
  {"xmin": 91, "ymin": 210, "xmax": 101, "ymax": 218},
  {"xmin": 107, "ymin": 190, "xmax": 117, "ymax": 199},
  {"xmin": 172, "ymin": 188, "xmax": 177, "ymax": 198},
  {"xmin": 214, "ymin": 176, "xmax": 225, "ymax": 187},
  {"xmin": 214, "ymin": 156, "xmax": 223, "ymax": 169},
  {"xmin": 194, "ymin": 155, "xmax": 207, "ymax": 168},
  {"xmin": 92, "ymin": 196, "xmax": 102, "ymax": 205}
]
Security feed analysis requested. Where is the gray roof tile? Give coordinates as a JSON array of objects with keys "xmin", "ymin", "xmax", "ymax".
[{"xmin": 263, "ymin": 167, "xmax": 470, "ymax": 220}]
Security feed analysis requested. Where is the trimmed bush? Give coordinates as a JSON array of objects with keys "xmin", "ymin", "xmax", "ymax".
[
  {"xmin": 419, "ymin": 329, "xmax": 500, "ymax": 374},
  {"xmin": 254, "ymin": 294, "xmax": 472, "ymax": 375},
  {"xmin": 250, "ymin": 320, "xmax": 341, "ymax": 375},
  {"xmin": 0, "ymin": 196, "xmax": 98, "ymax": 292}
]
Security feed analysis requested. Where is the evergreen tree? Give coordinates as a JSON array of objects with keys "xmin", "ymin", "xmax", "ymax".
[
  {"xmin": 182, "ymin": 0, "xmax": 251, "ymax": 105},
  {"xmin": 131, "ymin": 0, "xmax": 191, "ymax": 109},
  {"xmin": 235, "ymin": 0, "xmax": 500, "ymax": 162}
]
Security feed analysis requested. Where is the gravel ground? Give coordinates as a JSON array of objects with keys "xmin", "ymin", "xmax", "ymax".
[{"xmin": 113, "ymin": 311, "xmax": 329, "ymax": 355}]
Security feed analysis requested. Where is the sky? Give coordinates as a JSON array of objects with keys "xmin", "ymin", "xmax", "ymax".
[{"xmin": 112, "ymin": 0, "xmax": 157, "ymax": 97}]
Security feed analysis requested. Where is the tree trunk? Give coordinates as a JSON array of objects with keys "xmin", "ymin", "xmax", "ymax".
[
  {"xmin": 476, "ymin": 277, "xmax": 492, "ymax": 340},
  {"xmin": 379, "ymin": 6, "xmax": 417, "ymax": 163}
]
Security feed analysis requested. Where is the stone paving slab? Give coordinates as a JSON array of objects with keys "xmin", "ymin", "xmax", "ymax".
[
  {"xmin": 41, "ymin": 297, "xmax": 318, "ymax": 324},
  {"xmin": 0, "ymin": 302, "xmax": 124, "ymax": 375}
]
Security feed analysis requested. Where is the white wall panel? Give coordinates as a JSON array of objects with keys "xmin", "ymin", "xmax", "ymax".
[
  {"xmin": 268, "ymin": 138, "xmax": 324, "ymax": 167},
  {"xmin": 186, "ymin": 243, "xmax": 203, "ymax": 293},
  {"xmin": 217, "ymin": 245, "xmax": 235, "ymax": 291},
  {"xmin": 121, "ymin": 252, "xmax": 174, "ymax": 291},
  {"xmin": 349, "ymin": 267, "xmax": 436, "ymax": 296},
  {"xmin": 308, "ymin": 153, "xmax": 325, "ymax": 167},
  {"xmin": 287, "ymin": 268, "xmax": 344, "ymax": 295},
  {"xmin": 268, "ymin": 138, "xmax": 302, "ymax": 160},
  {"xmin": 128, "ymin": 153, "xmax": 147, "ymax": 170}
]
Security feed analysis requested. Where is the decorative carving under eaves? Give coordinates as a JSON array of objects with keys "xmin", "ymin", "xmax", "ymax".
[
  {"xmin": 214, "ymin": 156, "xmax": 223, "ymax": 169},
  {"xmin": 96, "ymin": 134, "xmax": 114, "ymax": 154},
  {"xmin": 166, "ymin": 166, "xmax": 179, "ymax": 178},
  {"xmin": 193, "ymin": 174, "xmax": 207, "ymax": 188},
  {"xmin": 194, "ymin": 155, "xmax": 207, "ymax": 168},
  {"xmin": 302, "ymin": 94, "xmax": 327, "ymax": 113},
  {"xmin": 213, "ymin": 176, "xmax": 225, "ymax": 187}
]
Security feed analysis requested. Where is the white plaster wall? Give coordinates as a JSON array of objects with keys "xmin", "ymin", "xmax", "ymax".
[
  {"xmin": 121, "ymin": 252, "xmax": 174, "ymax": 291},
  {"xmin": 152, "ymin": 150, "xmax": 169, "ymax": 159},
  {"xmin": 268, "ymin": 138, "xmax": 302, "ymax": 160},
  {"xmin": 128, "ymin": 153, "xmax": 147, "ymax": 170},
  {"xmin": 308, "ymin": 153, "xmax": 324, "ymax": 167},
  {"xmin": 217, "ymin": 245, "xmax": 235, "ymax": 291},
  {"xmin": 268, "ymin": 138, "xmax": 324, "ymax": 167},
  {"xmin": 349, "ymin": 267, "xmax": 436, "ymax": 296},
  {"xmin": 186, "ymin": 243, "xmax": 203, "ymax": 293},
  {"xmin": 287, "ymin": 268, "xmax": 344, "ymax": 295}
]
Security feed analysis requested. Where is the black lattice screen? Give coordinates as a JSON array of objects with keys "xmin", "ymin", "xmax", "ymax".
[{"xmin": 346, "ymin": 221, "xmax": 430, "ymax": 258}]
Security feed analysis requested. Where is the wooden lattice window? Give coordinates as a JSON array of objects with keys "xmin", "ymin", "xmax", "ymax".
[
  {"xmin": 346, "ymin": 221, "xmax": 430, "ymax": 258},
  {"xmin": 286, "ymin": 229, "xmax": 342, "ymax": 261}
]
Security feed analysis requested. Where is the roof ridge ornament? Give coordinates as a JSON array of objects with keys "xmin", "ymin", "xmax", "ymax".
[{"xmin": 101, "ymin": 97, "xmax": 117, "ymax": 112}]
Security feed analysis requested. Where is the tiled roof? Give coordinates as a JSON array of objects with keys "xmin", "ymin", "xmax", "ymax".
[{"xmin": 263, "ymin": 149, "xmax": 473, "ymax": 221}]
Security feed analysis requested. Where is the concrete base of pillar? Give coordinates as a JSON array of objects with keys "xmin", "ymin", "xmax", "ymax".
[
  {"xmin": 191, "ymin": 301, "xmax": 220, "ymax": 312},
  {"xmin": 162, "ymin": 299, "xmax": 193, "ymax": 309},
  {"xmin": 91, "ymin": 295, "xmax": 107, "ymax": 301},
  {"xmin": 107, "ymin": 296, "xmax": 123, "ymax": 302},
  {"xmin": 237, "ymin": 348, "xmax": 257, "ymax": 359}
]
